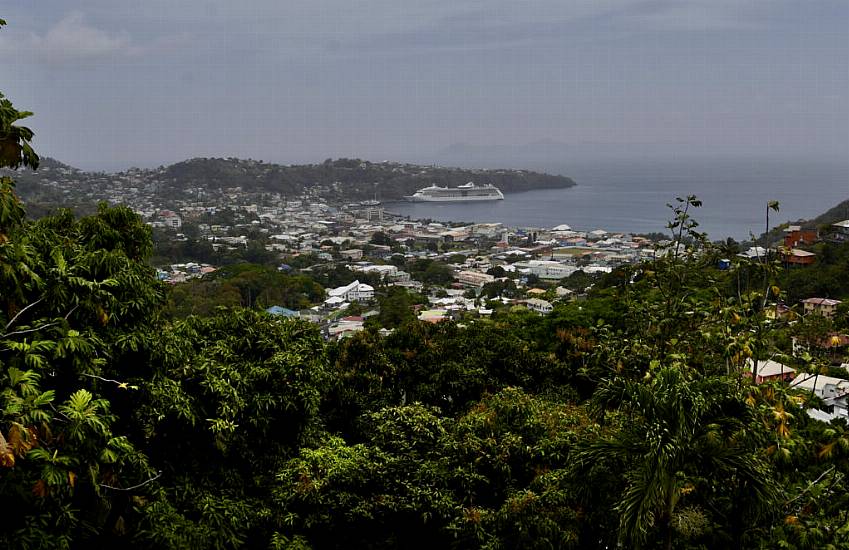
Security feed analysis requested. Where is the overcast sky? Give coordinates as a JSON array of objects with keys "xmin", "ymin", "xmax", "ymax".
[{"xmin": 1, "ymin": 1, "xmax": 847, "ymax": 170}]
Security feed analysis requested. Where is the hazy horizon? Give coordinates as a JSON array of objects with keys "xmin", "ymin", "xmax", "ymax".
[{"xmin": 2, "ymin": 1, "xmax": 847, "ymax": 170}]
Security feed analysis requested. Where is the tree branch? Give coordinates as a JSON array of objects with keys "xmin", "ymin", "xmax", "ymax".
[
  {"xmin": 785, "ymin": 465, "xmax": 835, "ymax": 509},
  {"xmin": 80, "ymin": 373, "xmax": 134, "ymax": 389},
  {"xmin": 1, "ymin": 321, "xmax": 60, "ymax": 339},
  {"xmin": 64, "ymin": 305, "xmax": 79, "ymax": 320},
  {"xmin": 4, "ymin": 298, "xmax": 43, "ymax": 330},
  {"xmin": 99, "ymin": 471, "xmax": 162, "ymax": 492}
]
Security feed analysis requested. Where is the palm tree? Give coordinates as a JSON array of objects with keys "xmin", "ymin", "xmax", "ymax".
[{"xmin": 573, "ymin": 368, "xmax": 778, "ymax": 549}]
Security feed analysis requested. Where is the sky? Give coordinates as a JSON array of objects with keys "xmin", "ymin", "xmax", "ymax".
[{"xmin": 1, "ymin": 0, "xmax": 847, "ymax": 170}]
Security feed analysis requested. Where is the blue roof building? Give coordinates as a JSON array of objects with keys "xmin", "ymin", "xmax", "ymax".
[{"xmin": 265, "ymin": 306, "xmax": 300, "ymax": 318}]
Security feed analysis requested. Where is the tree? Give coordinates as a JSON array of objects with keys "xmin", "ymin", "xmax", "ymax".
[
  {"xmin": 375, "ymin": 287, "xmax": 422, "ymax": 328},
  {"xmin": 486, "ymin": 265, "xmax": 506, "ymax": 278},
  {"xmin": 574, "ymin": 368, "xmax": 778, "ymax": 549},
  {"xmin": 369, "ymin": 231, "xmax": 391, "ymax": 246},
  {"xmin": 0, "ymin": 85, "xmax": 39, "ymax": 170}
]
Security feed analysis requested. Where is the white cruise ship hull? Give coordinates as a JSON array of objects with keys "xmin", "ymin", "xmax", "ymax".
[{"xmin": 404, "ymin": 194, "xmax": 504, "ymax": 202}]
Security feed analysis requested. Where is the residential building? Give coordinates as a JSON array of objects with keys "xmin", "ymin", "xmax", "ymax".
[
  {"xmin": 783, "ymin": 248, "xmax": 816, "ymax": 266},
  {"xmin": 524, "ymin": 298, "xmax": 553, "ymax": 315},
  {"xmin": 791, "ymin": 374, "xmax": 849, "ymax": 417},
  {"xmin": 326, "ymin": 280, "xmax": 374, "ymax": 303},
  {"xmin": 802, "ymin": 298, "xmax": 842, "ymax": 319},
  {"xmin": 265, "ymin": 306, "xmax": 300, "ymax": 318},
  {"xmin": 783, "ymin": 226, "xmax": 818, "ymax": 249},
  {"xmin": 744, "ymin": 359, "xmax": 796, "ymax": 384},
  {"xmin": 457, "ymin": 270, "xmax": 496, "ymax": 287},
  {"xmin": 340, "ymin": 249, "xmax": 364, "ymax": 261},
  {"xmin": 832, "ymin": 220, "xmax": 849, "ymax": 240},
  {"xmin": 520, "ymin": 260, "xmax": 576, "ymax": 280}
]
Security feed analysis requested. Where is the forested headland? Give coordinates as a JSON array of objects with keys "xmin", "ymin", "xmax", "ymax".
[{"xmin": 3, "ymin": 37, "xmax": 849, "ymax": 549}]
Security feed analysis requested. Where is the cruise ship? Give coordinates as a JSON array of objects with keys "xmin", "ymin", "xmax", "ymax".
[{"xmin": 404, "ymin": 182, "xmax": 504, "ymax": 202}]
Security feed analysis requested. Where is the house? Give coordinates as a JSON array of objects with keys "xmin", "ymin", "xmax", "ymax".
[
  {"xmin": 738, "ymin": 246, "xmax": 768, "ymax": 260},
  {"xmin": 327, "ymin": 319, "xmax": 365, "ymax": 340},
  {"xmin": 832, "ymin": 220, "xmax": 849, "ymax": 241},
  {"xmin": 783, "ymin": 248, "xmax": 816, "ymax": 266},
  {"xmin": 160, "ymin": 211, "xmax": 182, "ymax": 230},
  {"xmin": 801, "ymin": 298, "xmax": 842, "ymax": 319},
  {"xmin": 821, "ymin": 333, "xmax": 849, "ymax": 365},
  {"xmin": 791, "ymin": 374, "xmax": 849, "ymax": 417},
  {"xmin": 555, "ymin": 286, "xmax": 574, "ymax": 298},
  {"xmin": 265, "ymin": 306, "xmax": 300, "ymax": 318},
  {"xmin": 744, "ymin": 359, "xmax": 796, "ymax": 384},
  {"xmin": 523, "ymin": 298, "xmax": 554, "ymax": 315},
  {"xmin": 797, "ymin": 333, "xmax": 849, "ymax": 365},
  {"xmin": 783, "ymin": 226, "xmax": 818, "ymax": 248},
  {"xmin": 457, "ymin": 270, "xmax": 496, "ymax": 288},
  {"xmin": 326, "ymin": 280, "xmax": 374, "ymax": 303},
  {"xmin": 764, "ymin": 303, "xmax": 795, "ymax": 321},
  {"xmin": 340, "ymin": 249, "xmax": 364, "ymax": 261}
]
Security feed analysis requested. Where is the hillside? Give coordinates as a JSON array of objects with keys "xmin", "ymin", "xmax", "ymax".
[
  {"xmin": 758, "ymin": 196, "xmax": 849, "ymax": 244},
  {"xmin": 166, "ymin": 157, "xmax": 575, "ymax": 199},
  {"xmin": 5, "ymin": 156, "xmax": 576, "ymax": 207},
  {"xmin": 809, "ymin": 197, "xmax": 849, "ymax": 227}
]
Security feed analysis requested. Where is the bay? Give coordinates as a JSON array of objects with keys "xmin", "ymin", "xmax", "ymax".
[{"xmin": 386, "ymin": 158, "xmax": 849, "ymax": 240}]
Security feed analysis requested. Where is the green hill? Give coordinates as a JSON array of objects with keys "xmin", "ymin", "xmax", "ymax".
[{"xmin": 4, "ymin": 156, "xmax": 576, "ymax": 205}]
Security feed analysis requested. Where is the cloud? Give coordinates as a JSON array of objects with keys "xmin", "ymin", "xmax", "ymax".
[
  {"xmin": 29, "ymin": 12, "xmax": 132, "ymax": 62},
  {"xmin": 331, "ymin": 0, "xmax": 774, "ymax": 57},
  {"xmin": 0, "ymin": 11, "xmax": 190, "ymax": 65},
  {"xmin": 623, "ymin": 1, "xmax": 768, "ymax": 32}
]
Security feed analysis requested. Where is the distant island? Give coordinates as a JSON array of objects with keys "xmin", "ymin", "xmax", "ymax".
[{"xmin": 5, "ymin": 157, "xmax": 576, "ymax": 212}]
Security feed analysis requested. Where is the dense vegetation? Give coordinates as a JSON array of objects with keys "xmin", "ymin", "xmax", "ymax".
[{"xmin": 3, "ymin": 42, "xmax": 849, "ymax": 548}]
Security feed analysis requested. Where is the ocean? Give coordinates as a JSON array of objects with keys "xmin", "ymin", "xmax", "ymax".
[{"xmin": 385, "ymin": 158, "xmax": 849, "ymax": 241}]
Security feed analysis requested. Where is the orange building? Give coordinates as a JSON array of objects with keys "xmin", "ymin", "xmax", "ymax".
[
  {"xmin": 783, "ymin": 226, "xmax": 818, "ymax": 249},
  {"xmin": 783, "ymin": 248, "xmax": 816, "ymax": 266}
]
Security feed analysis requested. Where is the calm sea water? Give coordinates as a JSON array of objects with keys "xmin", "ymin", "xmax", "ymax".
[{"xmin": 386, "ymin": 158, "xmax": 849, "ymax": 240}]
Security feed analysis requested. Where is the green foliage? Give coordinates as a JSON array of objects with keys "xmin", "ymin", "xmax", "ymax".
[
  {"xmin": 778, "ymin": 240, "xmax": 849, "ymax": 305},
  {"xmin": 166, "ymin": 263, "xmax": 324, "ymax": 316},
  {"xmin": 407, "ymin": 258, "xmax": 453, "ymax": 286},
  {"xmin": 3, "ymin": 74, "xmax": 849, "ymax": 549},
  {"xmin": 374, "ymin": 287, "xmax": 423, "ymax": 328},
  {"xmin": 276, "ymin": 389, "xmax": 590, "ymax": 549},
  {"xmin": 0, "ymin": 92, "xmax": 39, "ymax": 171},
  {"xmin": 575, "ymin": 368, "xmax": 779, "ymax": 548}
]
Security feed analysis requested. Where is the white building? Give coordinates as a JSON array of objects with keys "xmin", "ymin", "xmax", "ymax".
[
  {"xmin": 521, "ymin": 260, "xmax": 576, "ymax": 280},
  {"xmin": 524, "ymin": 298, "xmax": 554, "ymax": 315},
  {"xmin": 162, "ymin": 213, "xmax": 182, "ymax": 229},
  {"xmin": 326, "ymin": 280, "xmax": 375, "ymax": 303},
  {"xmin": 791, "ymin": 374, "xmax": 849, "ymax": 417}
]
